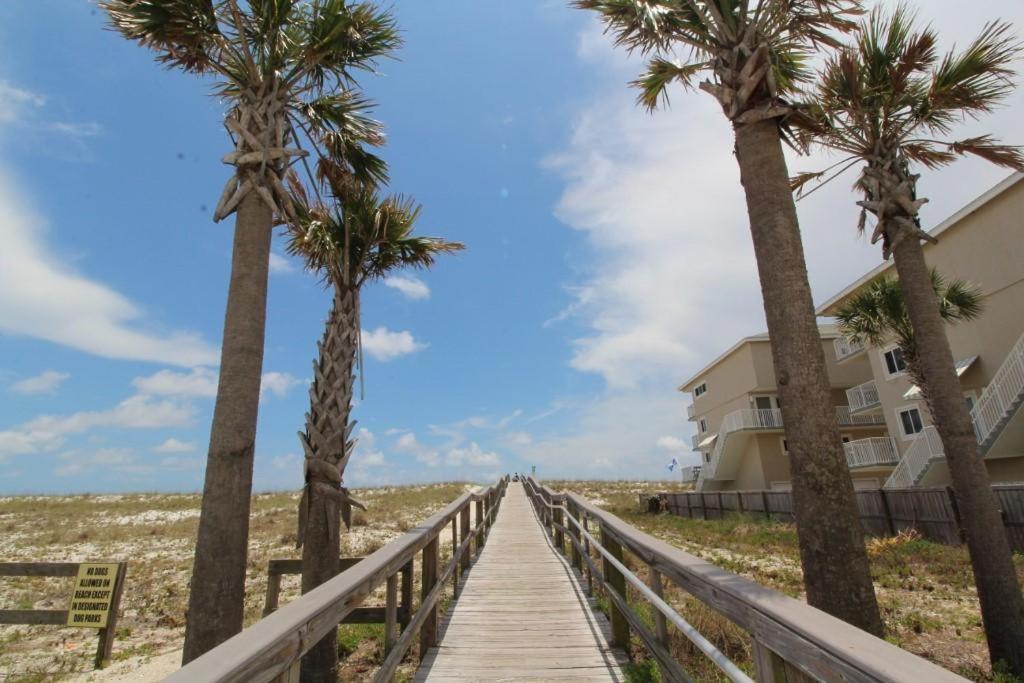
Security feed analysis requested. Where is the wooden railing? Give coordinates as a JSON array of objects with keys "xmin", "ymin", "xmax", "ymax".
[
  {"xmin": 165, "ymin": 476, "xmax": 509, "ymax": 683},
  {"xmin": 524, "ymin": 477, "xmax": 965, "ymax": 683}
]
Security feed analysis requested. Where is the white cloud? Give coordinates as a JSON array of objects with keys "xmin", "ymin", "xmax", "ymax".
[
  {"xmin": 0, "ymin": 81, "xmax": 46, "ymax": 124},
  {"xmin": 133, "ymin": 367, "xmax": 218, "ymax": 398},
  {"xmin": 153, "ymin": 438, "xmax": 197, "ymax": 454},
  {"xmin": 384, "ymin": 276, "xmax": 430, "ymax": 300},
  {"xmin": 360, "ymin": 327, "xmax": 426, "ymax": 361},
  {"xmin": 656, "ymin": 435, "xmax": 687, "ymax": 452},
  {"xmin": 393, "ymin": 431, "xmax": 441, "ymax": 467},
  {"xmin": 269, "ymin": 252, "xmax": 295, "ymax": 274},
  {"xmin": 10, "ymin": 370, "xmax": 70, "ymax": 395},
  {"xmin": 503, "ymin": 431, "xmax": 533, "ymax": 447},
  {"xmin": 445, "ymin": 442, "xmax": 501, "ymax": 468},
  {"xmin": 261, "ymin": 372, "xmax": 300, "ymax": 399},
  {"xmin": 0, "ymin": 395, "xmax": 195, "ymax": 461},
  {"xmin": 56, "ymin": 448, "xmax": 138, "ymax": 477},
  {"xmin": 0, "ymin": 168, "xmax": 219, "ymax": 367}
]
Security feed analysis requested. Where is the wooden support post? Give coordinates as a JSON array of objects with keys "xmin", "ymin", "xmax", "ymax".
[
  {"xmin": 649, "ymin": 567, "xmax": 670, "ymax": 682},
  {"xmin": 762, "ymin": 490, "xmax": 771, "ymax": 520},
  {"xmin": 554, "ymin": 503, "xmax": 565, "ymax": 553},
  {"xmin": 568, "ymin": 502, "xmax": 582, "ymax": 572},
  {"xmin": 879, "ymin": 489, "xmax": 896, "ymax": 536},
  {"xmin": 737, "ymin": 492, "xmax": 745, "ymax": 515},
  {"xmin": 420, "ymin": 537, "xmax": 439, "ymax": 660},
  {"xmin": 459, "ymin": 506, "xmax": 471, "ymax": 574},
  {"xmin": 384, "ymin": 573, "xmax": 397, "ymax": 656},
  {"xmin": 95, "ymin": 562, "xmax": 127, "ymax": 669},
  {"xmin": 263, "ymin": 567, "xmax": 282, "ymax": 617},
  {"xmin": 475, "ymin": 499, "xmax": 484, "ymax": 553},
  {"xmin": 700, "ymin": 492, "xmax": 707, "ymax": 520},
  {"xmin": 601, "ymin": 526, "xmax": 630, "ymax": 648},
  {"xmin": 399, "ymin": 560, "xmax": 413, "ymax": 632},
  {"xmin": 752, "ymin": 638, "xmax": 815, "ymax": 682},
  {"xmin": 451, "ymin": 518, "xmax": 459, "ymax": 596},
  {"xmin": 582, "ymin": 515, "xmax": 593, "ymax": 594}
]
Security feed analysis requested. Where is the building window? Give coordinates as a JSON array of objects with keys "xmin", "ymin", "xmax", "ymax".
[
  {"xmin": 882, "ymin": 347, "xmax": 907, "ymax": 377},
  {"xmin": 694, "ymin": 382, "xmax": 707, "ymax": 398},
  {"xmin": 780, "ymin": 438, "xmax": 788, "ymax": 455},
  {"xmin": 897, "ymin": 406, "xmax": 924, "ymax": 438},
  {"xmin": 698, "ymin": 418, "xmax": 708, "ymax": 434},
  {"xmin": 704, "ymin": 452, "xmax": 711, "ymax": 463},
  {"xmin": 841, "ymin": 434, "xmax": 852, "ymax": 444}
]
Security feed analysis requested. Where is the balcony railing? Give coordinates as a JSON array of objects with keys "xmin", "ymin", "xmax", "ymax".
[
  {"xmin": 971, "ymin": 331, "xmax": 1024, "ymax": 445},
  {"xmin": 680, "ymin": 465, "xmax": 701, "ymax": 482},
  {"xmin": 843, "ymin": 437, "xmax": 899, "ymax": 469},
  {"xmin": 691, "ymin": 433, "xmax": 702, "ymax": 450},
  {"xmin": 885, "ymin": 427, "xmax": 944, "ymax": 489},
  {"xmin": 835, "ymin": 405, "xmax": 886, "ymax": 426},
  {"xmin": 699, "ymin": 408, "xmax": 783, "ymax": 482},
  {"xmin": 846, "ymin": 380, "xmax": 881, "ymax": 413},
  {"xmin": 687, "ymin": 404, "xmax": 696, "ymax": 421},
  {"xmin": 834, "ymin": 336, "xmax": 866, "ymax": 362}
]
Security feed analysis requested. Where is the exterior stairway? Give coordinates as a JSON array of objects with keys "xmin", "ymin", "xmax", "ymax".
[{"xmin": 884, "ymin": 331, "xmax": 1024, "ymax": 489}]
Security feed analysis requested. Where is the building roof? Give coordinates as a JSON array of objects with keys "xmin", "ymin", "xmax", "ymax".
[
  {"xmin": 815, "ymin": 172, "xmax": 1024, "ymax": 317},
  {"xmin": 678, "ymin": 324, "xmax": 841, "ymax": 392}
]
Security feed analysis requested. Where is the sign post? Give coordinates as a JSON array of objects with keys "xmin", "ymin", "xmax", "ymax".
[{"xmin": 66, "ymin": 562, "xmax": 127, "ymax": 668}]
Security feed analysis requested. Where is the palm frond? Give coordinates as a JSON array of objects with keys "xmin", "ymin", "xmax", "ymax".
[
  {"xmin": 100, "ymin": 0, "xmax": 221, "ymax": 73},
  {"xmin": 632, "ymin": 56, "xmax": 706, "ymax": 111}
]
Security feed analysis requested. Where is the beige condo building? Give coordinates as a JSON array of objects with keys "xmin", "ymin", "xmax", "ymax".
[{"xmin": 681, "ymin": 172, "xmax": 1024, "ymax": 492}]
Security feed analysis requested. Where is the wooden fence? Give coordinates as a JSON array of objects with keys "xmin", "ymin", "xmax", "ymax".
[
  {"xmin": 528, "ymin": 479, "xmax": 965, "ymax": 682},
  {"xmin": 165, "ymin": 476, "xmax": 508, "ymax": 683},
  {"xmin": 653, "ymin": 484, "xmax": 1024, "ymax": 551}
]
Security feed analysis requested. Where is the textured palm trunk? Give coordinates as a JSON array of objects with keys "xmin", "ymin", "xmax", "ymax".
[
  {"xmin": 733, "ymin": 119, "xmax": 884, "ymax": 635},
  {"xmin": 891, "ymin": 236, "xmax": 1024, "ymax": 673},
  {"xmin": 299, "ymin": 286, "xmax": 359, "ymax": 683},
  {"xmin": 182, "ymin": 191, "xmax": 273, "ymax": 662}
]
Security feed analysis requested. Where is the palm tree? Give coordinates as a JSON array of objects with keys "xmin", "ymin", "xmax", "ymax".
[
  {"xmin": 576, "ymin": 0, "xmax": 883, "ymax": 633},
  {"xmin": 835, "ymin": 271, "xmax": 983, "ymax": 412},
  {"xmin": 100, "ymin": 0, "xmax": 400, "ymax": 661},
  {"xmin": 287, "ymin": 180, "xmax": 463, "ymax": 682},
  {"xmin": 793, "ymin": 6, "xmax": 1024, "ymax": 672}
]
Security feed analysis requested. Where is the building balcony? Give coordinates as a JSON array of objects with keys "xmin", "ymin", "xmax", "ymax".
[
  {"xmin": 680, "ymin": 465, "xmax": 701, "ymax": 483},
  {"xmin": 834, "ymin": 336, "xmax": 866, "ymax": 362},
  {"xmin": 843, "ymin": 437, "xmax": 899, "ymax": 469},
  {"xmin": 687, "ymin": 403, "xmax": 696, "ymax": 421},
  {"xmin": 846, "ymin": 380, "xmax": 881, "ymax": 413},
  {"xmin": 691, "ymin": 433, "xmax": 701, "ymax": 450},
  {"xmin": 835, "ymin": 405, "xmax": 886, "ymax": 427}
]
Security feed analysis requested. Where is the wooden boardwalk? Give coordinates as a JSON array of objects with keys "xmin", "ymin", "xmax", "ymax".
[{"xmin": 414, "ymin": 484, "xmax": 628, "ymax": 682}]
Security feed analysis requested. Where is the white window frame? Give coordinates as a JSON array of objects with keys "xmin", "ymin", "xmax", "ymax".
[
  {"xmin": 693, "ymin": 382, "xmax": 708, "ymax": 399},
  {"xmin": 895, "ymin": 405, "xmax": 925, "ymax": 440},
  {"xmin": 881, "ymin": 344, "xmax": 907, "ymax": 379},
  {"xmin": 752, "ymin": 394, "xmax": 780, "ymax": 410}
]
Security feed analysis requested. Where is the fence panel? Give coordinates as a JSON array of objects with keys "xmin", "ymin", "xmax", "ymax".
[{"xmin": 655, "ymin": 486, "xmax": 1024, "ymax": 551}]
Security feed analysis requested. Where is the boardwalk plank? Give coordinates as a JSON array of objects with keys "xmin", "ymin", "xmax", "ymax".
[{"xmin": 415, "ymin": 485, "xmax": 626, "ymax": 682}]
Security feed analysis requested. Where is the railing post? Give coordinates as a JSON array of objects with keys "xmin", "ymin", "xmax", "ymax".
[
  {"xmin": 582, "ymin": 515, "xmax": 593, "ymax": 594},
  {"xmin": 475, "ymin": 498, "xmax": 484, "ymax": 554},
  {"xmin": 451, "ymin": 517, "xmax": 460, "ymax": 596},
  {"xmin": 554, "ymin": 500, "xmax": 565, "ymax": 553},
  {"xmin": 649, "ymin": 567, "xmax": 670, "ymax": 681},
  {"xmin": 460, "ymin": 505, "xmax": 471, "ymax": 574},
  {"xmin": 568, "ymin": 501, "xmax": 582, "ymax": 572},
  {"xmin": 399, "ymin": 560, "xmax": 413, "ymax": 632},
  {"xmin": 601, "ymin": 525, "xmax": 630, "ymax": 648},
  {"xmin": 419, "ymin": 536, "xmax": 439, "ymax": 660},
  {"xmin": 384, "ymin": 572, "xmax": 397, "ymax": 656}
]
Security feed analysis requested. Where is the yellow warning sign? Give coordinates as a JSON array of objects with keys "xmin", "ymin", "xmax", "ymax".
[{"xmin": 67, "ymin": 563, "xmax": 119, "ymax": 629}]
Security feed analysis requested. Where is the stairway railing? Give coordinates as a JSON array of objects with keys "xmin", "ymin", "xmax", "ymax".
[
  {"xmin": 164, "ymin": 476, "xmax": 509, "ymax": 683},
  {"xmin": 524, "ymin": 477, "xmax": 965, "ymax": 683},
  {"xmin": 971, "ymin": 331, "xmax": 1024, "ymax": 444}
]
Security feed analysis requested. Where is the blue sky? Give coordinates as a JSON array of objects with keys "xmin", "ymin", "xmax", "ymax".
[{"xmin": 1, "ymin": 1, "xmax": 1022, "ymax": 493}]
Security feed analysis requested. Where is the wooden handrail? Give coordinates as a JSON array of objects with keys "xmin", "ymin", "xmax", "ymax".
[
  {"xmin": 165, "ymin": 476, "xmax": 509, "ymax": 683},
  {"xmin": 524, "ymin": 477, "xmax": 965, "ymax": 683}
]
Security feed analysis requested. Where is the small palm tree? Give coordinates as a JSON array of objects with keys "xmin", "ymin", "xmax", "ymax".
[
  {"xmin": 100, "ymin": 0, "xmax": 400, "ymax": 661},
  {"xmin": 576, "ymin": 0, "xmax": 883, "ymax": 633},
  {"xmin": 795, "ymin": 6, "xmax": 1024, "ymax": 671},
  {"xmin": 287, "ymin": 180, "xmax": 463, "ymax": 682},
  {"xmin": 836, "ymin": 271, "xmax": 982, "ymax": 410}
]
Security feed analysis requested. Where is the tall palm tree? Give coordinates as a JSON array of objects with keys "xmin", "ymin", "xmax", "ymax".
[
  {"xmin": 576, "ymin": 0, "xmax": 883, "ymax": 633},
  {"xmin": 793, "ymin": 6, "xmax": 1024, "ymax": 672},
  {"xmin": 287, "ymin": 180, "xmax": 463, "ymax": 682},
  {"xmin": 100, "ymin": 0, "xmax": 400, "ymax": 661},
  {"xmin": 835, "ymin": 271, "xmax": 983, "ymax": 412}
]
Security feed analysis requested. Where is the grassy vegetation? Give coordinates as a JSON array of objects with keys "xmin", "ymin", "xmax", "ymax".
[
  {"xmin": 548, "ymin": 480, "xmax": 1024, "ymax": 682},
  {"xmin": 0, "ymin": 483, "xmax": 476, "ymax": 681}
]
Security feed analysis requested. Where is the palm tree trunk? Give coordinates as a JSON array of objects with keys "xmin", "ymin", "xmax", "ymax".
[
  {"xmin": 890, "ymin": 235, "xmax": 1024, "ymax": 673},
  {"xmin": 733, "ymin": 118, "xmax": 884, "ymax": 635},
  {"xmin": 182, "ymin": 191, "xmax": 273, "ymax": 663},
  {"xmin": 299, "ymin": 286, "xmax": 359, "ymax": 683}
]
